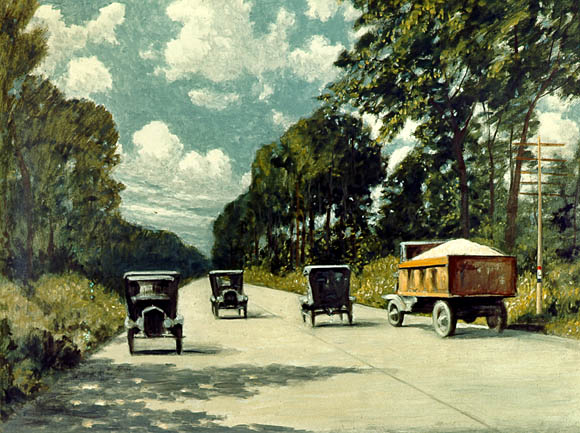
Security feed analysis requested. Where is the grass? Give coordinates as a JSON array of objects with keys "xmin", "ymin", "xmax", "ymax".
[
  {"xmin": 0, "ymin": 273, "xmax": 125, "ymax": 419},
  {"xmin": 246, "ymin": 257, "xmax": 580, "ymax": 340}
]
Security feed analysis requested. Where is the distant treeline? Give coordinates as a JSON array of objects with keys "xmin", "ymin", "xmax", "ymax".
[
  {"xmin": 0, "ymin": 1, "xmax": 208, "ymax": 291},
  {"xmin": 213, "ymin": 0, "xmax": 580, "ymax": 274}
]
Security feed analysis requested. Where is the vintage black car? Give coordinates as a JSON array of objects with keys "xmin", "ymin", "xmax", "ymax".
[
  {"xmin": 123, "ymin": 271, "xmax": 183, "ymax": 354},
  {"xmin": 209, "ymin": 270, "xmax": 248, "ymax": 318},
  {"xmin": 300, "ymin": 265, "xmax": 354, "ymax": 326}
]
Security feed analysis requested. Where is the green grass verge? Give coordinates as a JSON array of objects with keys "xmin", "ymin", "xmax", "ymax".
[{"xmin": 0, "ymin": 273, "xmax": 125, "ymax": 419}]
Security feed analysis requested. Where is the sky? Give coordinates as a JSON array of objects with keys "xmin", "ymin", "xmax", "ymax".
[{"xmin": 32, "ymin": 0, "xmax": 580, "ymax": 256}]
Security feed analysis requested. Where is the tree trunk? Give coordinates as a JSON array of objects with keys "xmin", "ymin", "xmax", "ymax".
[
  {"xmin": 14, "ymin": 145, "xmax": 34, "ymax": 282},
  {"xmin": 295, "ymin": 180, "xmax": 300, "ymax": 268},
  {"xmin": 452, "ymin": 135, "xmax": 470, "ymax": 238},
  {"xmin": 308, "ymin": 203, "xmax": 314, "ymax": 252},
  {"xmin": 486, "ymin": 114, "xmax": 502, "ymax": 222},
  {"xmin": 504, "ymin": 68, "xmax": 557, "ymax": 251}
]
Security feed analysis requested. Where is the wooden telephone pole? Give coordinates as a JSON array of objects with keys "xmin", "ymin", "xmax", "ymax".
[{"xmin": 515, "ymin": 136, "xmax": 566, "ymax": 314}]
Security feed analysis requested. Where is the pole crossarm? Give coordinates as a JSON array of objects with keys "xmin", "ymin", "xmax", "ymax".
[
  {"xmin": 516, "ymin": 157, "xmax": 567, "ymax": 162},
  {"xmin": 513, "ymin": 142, "xmax": 565, "ymax": 147},
  {"xmin": 521, "ymin": 181, "xmax": 561, "ymax": 186},
  {"xmin": 522, "ymin": 170, "xmax": 573, "ymax": 177},
  {"xmin": 519, "ymin": 192, "xmax": 570, "ymax": 197}
]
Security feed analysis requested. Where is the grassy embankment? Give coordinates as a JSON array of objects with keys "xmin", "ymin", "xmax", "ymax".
[
  {"xmin": 246, "ymin": 256, "xmax": 580, "ymax": 339},
  {"xmin": 0, "ymin": 273, "xmax": 124, "ymax": 419}
]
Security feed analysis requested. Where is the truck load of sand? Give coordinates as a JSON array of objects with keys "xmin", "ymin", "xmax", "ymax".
[{"xmin": 410, "ymin": 238, "xmax": 504, "ymax": 260}]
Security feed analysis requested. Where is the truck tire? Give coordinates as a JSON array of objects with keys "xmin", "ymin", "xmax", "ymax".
[
  {"xmin": 387, "ymin": 300, "xmax": 405, "ymax": 327},
  {"xmin": 432, "ymin": 300, "xmax": 457, "ymax": 337},
  {"xmin": 486, "ymin": 302, "xmax": 507, "ymax": 332}
]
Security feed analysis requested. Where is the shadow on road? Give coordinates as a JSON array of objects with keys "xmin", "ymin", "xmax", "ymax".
[
  {"xmin": 2, "ymin": 359, "xmax": 361, "ymax": 432},
  {"xmin": 307, "ymin": 320, "xmax": 384, "ymax": 329}
]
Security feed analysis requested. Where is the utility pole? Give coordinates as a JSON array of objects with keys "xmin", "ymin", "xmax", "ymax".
[{"xmin": 515, "ymin": 136, "xmax": 566, "ymax": 315}]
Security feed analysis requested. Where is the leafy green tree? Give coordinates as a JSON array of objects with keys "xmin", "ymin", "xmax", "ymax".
[
  {"xmin": 328, "ymin": 0, "xmax": 528, "ymax": 238},
  {"xmin": 500, "ymin": 0, "xmax": 580, "ymax": 251},
  {"xmin": 0, "ymin": 0, "xmax": 47, "ymax": 275}
]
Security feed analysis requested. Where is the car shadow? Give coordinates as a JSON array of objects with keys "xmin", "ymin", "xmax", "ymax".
[
  {"xmin": 2, "ymin": 358, "xmax": 361, "ymax": 432},
  {"xmin": 132, "ymin": 344, "xmax": 235, "ymax": 356},
  {"xmin": 308, "ymin": 320, "xmax": 384, "ymax": 329}
]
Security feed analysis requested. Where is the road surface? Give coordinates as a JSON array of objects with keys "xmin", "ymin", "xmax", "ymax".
[{"xmin": 2, "ymin": 278, "xmax": 580, "ymax": 432}]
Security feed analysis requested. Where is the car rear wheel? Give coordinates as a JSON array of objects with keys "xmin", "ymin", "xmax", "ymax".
[
  {"xmin": 432, "ymin": 300, "xmax": 456, "ymax": 337},
  {"xmin": 486, "ymin": 302, "xmax": 507, "ymax": 332},
  {"xmin": 387, "ymin": 300, "xmax": 404, "ymax": 327},
  {"xmin": 347, "ymin": 305, "xmax": 353, "ymax": 325},
  {"xmin": 173, "ymin": 324, "xmax": 183, "ymax": 355},
  {"xmin": 127, "ymin": 328, "xmax": 137, "ymax": 355},
  {"xmin": 310, "ymin": 310, "xmax": 316, "ymax": 327}
]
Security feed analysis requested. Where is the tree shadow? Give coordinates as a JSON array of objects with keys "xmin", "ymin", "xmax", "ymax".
[{"xmin": 2, "ymin": 359, "xmax": 361, "ymax": 432}]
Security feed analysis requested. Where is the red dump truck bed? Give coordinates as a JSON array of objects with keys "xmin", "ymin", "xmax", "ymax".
[{"xmin": 398, "ymin": 255, "xmax": 517, "ymax": 298}]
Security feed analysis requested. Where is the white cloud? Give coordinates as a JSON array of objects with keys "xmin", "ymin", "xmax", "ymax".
[
  {"xmin": 342, "ymin": 2, "xmax": 361, "ymax": 21},
  {"xmin": 133, "ymin": 121, "xmax": 184, "ymax": 161},
  {"xmin": 32, "ymin": 3, "xmax": 125, "ymax": 76},
  {"xmin": 305, "ymin": 0, "xmax": 339, "ymax": 22},
  {"xmin": 289, "ymin": 35, "xmax": 344, "ymax": 84},
  {"xmin": 241, "ymin": 171, "xmax": 252, "ymax": 190},
  {"xmin": 360, "ymin": 113, "xmax": 383, "ymax": 140},
  {"xmin": 115, "ymin": 121, "xmax": 249, "ymax": 252},
  {"xmin": 178, "ymin": 149, "xmax": 232, "ymax": 181},
  {"xmin": 162, "ymin": 0, "xmax": 295, "ymax": 82},
  {"xmin": 538, "ymin": 111, "xmax": 579, "ymax": 159},
  {"xmin": 188, "ymin": 88, "xmax": 240, "ymax": 110},
  {"xmin": 86, "ymin": 3, "xmax": 126, "ymax": 44},
  {"xmin": 139, "ymin": 46, "xmax": 159, "ymax": 60},
  {"xmin": 387, "ymin": 145, "xmax": 413, "ymax": 175},
  {"xmin": 272, "ymin": 109, "xmax": 294, "ymax": 130},
  {"xmin": 396, "ymin": 119, "xmax": 420, "ymax": 144},
  {"xmin": 62, "ymin": 56, "xmax": 113, "ymax": 98}
]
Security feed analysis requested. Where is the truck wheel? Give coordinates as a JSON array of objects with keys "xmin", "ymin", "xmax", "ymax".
[
  {"xmin": 486, "ymin": 302, "xmax": 507, "ymax": 332},
  {"xmin": 387, "ymin": 300, "xmax": 405, "ymax": 327},
  {"xmin": 347, "ymin": 305, "xmax": 353, "ymax": 325},
  {"xmin": 432, "ymin": 300, "xmax": 456, "ymax": 337}
]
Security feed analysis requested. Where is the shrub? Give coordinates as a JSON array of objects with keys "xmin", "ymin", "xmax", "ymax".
[{"xmin": 0, "ymin": 273, "xmax": 124, "ymax": 419}]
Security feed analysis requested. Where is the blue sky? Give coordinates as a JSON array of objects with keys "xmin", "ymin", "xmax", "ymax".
[
  {"xmin": 33, "ymin": 0, "xmax": 365, "ymax": 254},
  {"xmin": 33, "ymin": 0, "xmax": 580, "ymax": 255}
]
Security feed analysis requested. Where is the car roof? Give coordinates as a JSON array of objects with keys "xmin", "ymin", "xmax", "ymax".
[
  {"xmin": 303, "ymin": 265, "xmax": 350, "ymax": 276},
  {"xmin": 208, "ymin": 270, "xmax": 244, "ymax": 275},
  {"xmin": 123, "ymin": 270, "xmax": 180, "ymax": 280}
]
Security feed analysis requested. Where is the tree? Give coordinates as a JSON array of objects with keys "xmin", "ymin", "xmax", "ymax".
[
  {"xmin": 0, "ymin": 0, "xmax": 47, "ymax": 275},
  {"xmin": 500, "ymin": 0, "xmax": 580, "ymax": 251},
  {"xmin": 328, "ymin": 0, "xmax": 529, "ymax": 238}
]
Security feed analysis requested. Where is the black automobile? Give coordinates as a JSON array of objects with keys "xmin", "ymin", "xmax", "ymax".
[
  {"xmin": 123, "ymin": 271, "xmax": 183, "ymax": 354},
  {"xmin": 300, "ymin": 265, "xmax": 354, "ymax": 326},
  {"xmin": 209, "ymin": 270, "xmax": 248, "ymax": 318}
]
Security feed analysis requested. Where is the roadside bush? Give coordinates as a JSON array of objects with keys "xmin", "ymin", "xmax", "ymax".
[
  {"xmin": 0, "ymin": 273, "xmax": 124, "ymax": 420},
  {"xmin": 350, "ymin": 256, "xmax": 399, "ymax": 308}
]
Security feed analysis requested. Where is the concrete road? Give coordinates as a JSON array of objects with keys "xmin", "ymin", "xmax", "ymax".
[{"xmin": 3, "ymin": 278, "xmax": 580, "ymax": 433}]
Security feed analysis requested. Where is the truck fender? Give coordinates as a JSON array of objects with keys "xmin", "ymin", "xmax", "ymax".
[{"xmin": 382, "ymin": 294, "xmax": 414, "ymax": 312}]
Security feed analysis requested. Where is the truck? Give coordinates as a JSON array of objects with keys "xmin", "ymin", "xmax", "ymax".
[{"xmin": 383, "ymin": 239, "xmax": 517, "ymax": 337}]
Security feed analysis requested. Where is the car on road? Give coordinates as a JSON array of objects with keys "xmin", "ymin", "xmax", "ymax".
[
  {"xmin": 300, "ymin": 265, "xmax": 354, "ymax": 326},
  {"xmin": 209, "ymin": 270, "xmax": 248, "ymax": 318},
  {"xmin": 383, "ymin": 239, "xmax": 517, "ymax": 337},
  {"xmin": 123, "ymin": 270, "xmax": 183, "ymax": 354}
]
